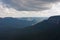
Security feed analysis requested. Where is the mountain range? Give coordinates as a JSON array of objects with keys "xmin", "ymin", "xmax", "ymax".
[
  {"xmin": 0, "ymin": 16, "xmax": 59, "ymax": 40},
  {"xmin": 0, "ymin": 17, "xmax": 47, "ymax": 28}
]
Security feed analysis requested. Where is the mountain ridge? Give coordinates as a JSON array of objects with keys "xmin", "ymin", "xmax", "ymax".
[{"xmin": 14, "ymin": 16, "xmax": 60, "ymax": 40}]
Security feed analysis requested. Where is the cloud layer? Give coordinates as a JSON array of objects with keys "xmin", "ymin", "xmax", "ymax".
[
  {"xmin": 2, "ymin": 0, "xmax": 60, "ymax": 11},
  {"xmin": 0, "ymin": 0, "xmax": 60, "ymax": 17}
]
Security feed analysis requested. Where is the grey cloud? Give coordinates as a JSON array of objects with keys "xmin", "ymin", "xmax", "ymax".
[
  {"xmin": 1, "ymin": 0, "xmax": 60, "ymax": 11},
  {"xmin": 40, "ymin": 0, "xmax": 60, "ymax": 3}
]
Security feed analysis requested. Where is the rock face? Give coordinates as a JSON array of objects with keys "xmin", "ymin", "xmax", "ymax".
[{"xmin": 48, "ymin": 16, "xmax": 60, "ymax": 24}]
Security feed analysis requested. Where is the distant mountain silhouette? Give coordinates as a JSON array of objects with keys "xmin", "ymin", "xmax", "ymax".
[
  {"xmin": 0, "ymin": 17, "xmax": 37, "ymax": 28},
  {"xmin": 0, "ymin": 17, "xmax": 47, "ymax": 29},
  {"xmin": 13, "ymin": 16, "xmax": 60, "ymax": 40}
]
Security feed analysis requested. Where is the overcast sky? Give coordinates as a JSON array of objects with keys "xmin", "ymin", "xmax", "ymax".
[{"xmin": 0, "ymin": 0, "xmax": 60, "ymax": 17}]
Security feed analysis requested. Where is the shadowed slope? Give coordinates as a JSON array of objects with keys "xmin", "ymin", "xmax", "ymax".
[{"xmin": 14, "ymin": 16, "xmax": 60, "ymax": 40}]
